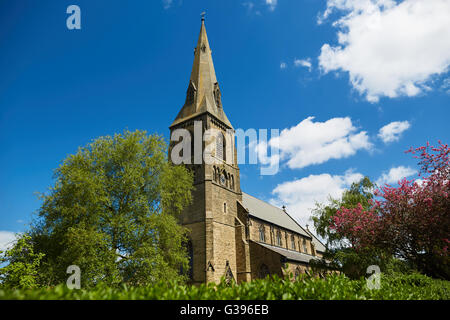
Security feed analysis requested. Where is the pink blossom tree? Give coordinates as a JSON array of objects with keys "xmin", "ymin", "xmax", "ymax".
[{"xmin": 331, "ymin": 142, "xmax": 450, "ymax": 279}]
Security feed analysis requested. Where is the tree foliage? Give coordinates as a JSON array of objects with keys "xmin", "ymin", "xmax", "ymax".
[
  {"xmin": 311, "ymin": 177, "xmax": 393, "ymax": 278},
  {"xmin": 312, "ymin": 176, "xmax": 375, "ymax": 248},
  {"xmin": 332, "ymin": 142, "xmax": 450, "ymax": 279},
  {"xmin": 0, "ymin": 234, "xmax": 45, "ymax": 289},
  {"xmin": 4, "ymin": 130, "xmax": 194, "ymax": 287}
]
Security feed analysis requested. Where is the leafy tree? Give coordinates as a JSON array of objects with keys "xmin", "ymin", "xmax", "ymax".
[
  {"xmin": 18, "ymin": 130, "xmax": 193, "ymax": 287},
  {"xmin": 0, "ymin": 234, "xmax": 45, "ymax": 289},
  {"xmin": 312, "ymin": 176, "xmax": 375, "ymax": 248},
  {"xmin": 311, "ymin": 177, "xmax": 399, "ymax": 278},
  {"xmin": 332, "ymin": 142, "xmax": 450, "ymax": 279}
]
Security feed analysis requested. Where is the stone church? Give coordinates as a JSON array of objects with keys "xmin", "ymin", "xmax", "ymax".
[{"xmin": 169, "ymin": 18, "xmax": 326, "ymax": 285}]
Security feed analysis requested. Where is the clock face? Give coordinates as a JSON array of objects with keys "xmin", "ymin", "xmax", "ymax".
[{"xmin": 220, "ymin": 174, "xmax": 226, "ymax": 185}]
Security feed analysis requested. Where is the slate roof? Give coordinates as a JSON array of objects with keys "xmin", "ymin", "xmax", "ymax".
[
  {"xmin": 252, "ymin": 241, "xmax": 321, "ymax": 264},
  {"xmin": 242, "ymin": 192, "xmax": 326, "ymax": 252}
]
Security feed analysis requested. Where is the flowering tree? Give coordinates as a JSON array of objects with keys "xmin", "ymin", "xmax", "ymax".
[
  {"xmin": 331, "ymin": 142, "xmax": 450, "ymax": 279},
  {"xmin": 311, "ymin": 177, "xmax": 393, "ymax": 279}
]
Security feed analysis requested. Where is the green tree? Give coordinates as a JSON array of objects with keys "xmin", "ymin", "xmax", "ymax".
[
  {"xmin": 312, "ymin": 176, "xmax": 375, "ymax": 248},
  {"xmin": 23, "ymin": 130, "xmax": 193, "ymax": 287},
  {"xmin": 311, "ymin": 177, "xmax": 402, "ymax": 278},
  {"xmin": 0, "ymin": 234, "xmax": 45, "ymax": 289}
]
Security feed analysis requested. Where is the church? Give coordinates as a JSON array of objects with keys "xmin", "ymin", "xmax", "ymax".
[{"xmin": 169, "ymin": 17, "xmax": 326, "ymax": 285}]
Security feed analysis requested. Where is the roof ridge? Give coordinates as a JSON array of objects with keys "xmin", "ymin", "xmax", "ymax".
[
  {"xmin": 242, "ymin": 191, "xmax": 284, "ymax": 212},
  {"xmin": 242, "ymin": 191, "xmax": 311, "ymax": 234}
]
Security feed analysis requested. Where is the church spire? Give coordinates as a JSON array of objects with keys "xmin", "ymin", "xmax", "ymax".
[{"xmin": 170, "ymin": 17, "xmax": 232, "ymax": 129}]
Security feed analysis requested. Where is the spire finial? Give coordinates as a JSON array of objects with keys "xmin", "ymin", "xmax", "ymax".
[{"xmin": 201, "ymin": 11, "xmax": 206, "ymax": 21}]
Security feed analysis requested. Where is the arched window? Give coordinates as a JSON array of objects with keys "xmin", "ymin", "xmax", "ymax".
[
  {"xmin": 259, "ymin": 224, "xmax": 265, "ymax": 242},
  {"xmin": 225, "ymin": 261, "xmax": 234, "ymax": 285},
  {"xmin": 230, "ymin": 175, "xmax": 234, "ymax": 190},
  {"xmin": 302, "ymin": 239, "xmax": 308, "ymax": 254},
  {"xmin": 223, "ymin": 202, "xmax": 227, "ymax": 213},
  {"xmin": 186, "ymin": 81, "xmax": 197, "ymax": 105},
  {"xmin": 291, "ymin": 235, "xmax": 296, "ymax": 250},
  {"xmin": 276, "ymin": 230, "xmax": 282, "ymax": 246},
  {"xmin": 259, "ymin": 264, "xmax": 270, "ymax": 279},
  {"xmin": 219, "ymin": 169, "xmax": 227, "ymax": 186},
  {"xmin": 216, "ymin": 132, "xmax": 225, "ymax": 161},
  {"xmin": 216, "ymin": 167, "xmax": 220, "ymax": 183},
  {"xmin": 295, "ymin": 267, "xmax": 301, "ymax": 280}
]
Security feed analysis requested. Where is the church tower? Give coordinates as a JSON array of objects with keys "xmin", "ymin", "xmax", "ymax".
[{"xmin": 169, "ymin": 17, "xmax": 247, "ymax": 284}]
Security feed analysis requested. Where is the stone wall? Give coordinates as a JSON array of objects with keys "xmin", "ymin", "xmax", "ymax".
[
  {"xmin": 249, "ymin": 241, "xmax": 283, "ymax": 279},
  {"xmin": 283, "ymin": 262, "xmax": 310, "ymax": 280},
  {"xmin": 184, "ymin": 221, "xmax": 206, "ymax": 284},
  {"xmin": 247, "ymin": 217, "xmax": 318, "ymax": 257}
]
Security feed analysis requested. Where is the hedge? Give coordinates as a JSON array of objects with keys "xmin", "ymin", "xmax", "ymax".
[{"xmin": 0, "ymin": 273, "xmax": 448, "ymax": 300}]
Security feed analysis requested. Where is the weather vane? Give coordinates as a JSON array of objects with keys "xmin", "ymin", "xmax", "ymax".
[{"xmin": 201, "ymin": 11, "xmax": 206, "ymax": 21}]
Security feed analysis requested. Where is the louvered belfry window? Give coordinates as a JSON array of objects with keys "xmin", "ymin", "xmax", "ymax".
[
  {"xmin": 216, "ymin": 132, "xmax": 226, "ymax": 161},
  {"xmin": 216, "ymin": 132, "xmax": 224, "ymax": 160}
]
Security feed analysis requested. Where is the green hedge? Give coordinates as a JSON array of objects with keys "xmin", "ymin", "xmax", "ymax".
[{"xmin": 0, "ymin": 273, "xmax": 448, "ymax": 300}]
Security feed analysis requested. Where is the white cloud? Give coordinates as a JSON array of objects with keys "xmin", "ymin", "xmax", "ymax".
[
  {"xmin": 162, "ymin": 0, "xmax": 173, "ymax": 9},
  {"xmin": 264, "ymin": 116, "xmax": 372, "ymax": 169},
  {"xmin": 255, "ymin": 139, "xmax": 280, "ymax": 166},
  {"xmin": 243, "ymin": 1, "xmax": 255, "ymax": 10},
  {"xmin": 376, "ymin": 165, "xmax": 417, "ymax": 185},
  {"xmin": 266, "ymin": 0, "xmax": 278, "ymax": 11},
  {"xmin": 271, "ymin": 170, "xmax": 364, "ymax": 226},
  {"xmin": 318, "ymin": 0, "xmax": 450, "ymax": 102},
  {"xmin": 280, "ymin": 62, "xmax": 287, "ymax": 69},
  {"xmin": 441, "ymin": 78, "xmax": 450, "ymax": 93},
  {"xmin": 0, "ymin": 231, "xmax": 17, "ymax": 252},
  {"xmin": 294, "ymin": 58, "xmax": 312, "ymax": 71},
  {"xmin": 378, "ymin": 120, "xmax": 411, "ymax": 143}
]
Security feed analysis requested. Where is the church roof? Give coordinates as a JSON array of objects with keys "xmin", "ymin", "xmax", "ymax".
[
  {"xmin": 242, "ymin": 192, "xmax": 326, "ymax": 253},
  {"xmin": 170, "ymin": 18, "xmax": 232, "ymax": 129},
  {"xmin": 251, "ymin": 241, "xmax": 320, "ymax": 264},
  {"xmin": 242, "ymin": 192, "xmax": 310, "ymax": 237}
]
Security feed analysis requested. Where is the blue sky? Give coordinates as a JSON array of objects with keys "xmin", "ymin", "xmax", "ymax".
[{"xmin": 0, "ymin": 0, "xmax": 449, "ymax": 248}]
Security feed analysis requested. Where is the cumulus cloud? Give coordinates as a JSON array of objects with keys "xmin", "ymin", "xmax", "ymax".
[
  {"xmin": 318, "ymin": 0, "xmax": 450, "ymax": 102},
  {"xmin": 162, "ymin": 0, "xmax": 173, "ymax": 9},
  {"xmin": 261, "ymin": 116, "xmax": 372, "ymax": 169},
  {"xmin": 294, "ymin": 58, "xmax": 312, "ymax": 71},
  {"xmin": 271, "ymin": 170, "xmax": 364, "ymax": 226},
  {"xmin": 376, "ymin": 165, "xmax": 417, "ymax": 185},
  {"xmin": 280, "ymin": 62, "xmax": 287, "ymax": 69},
  {"xmin": 266, "ymin": 0, "xmax": 278, "ymax": 11},
  {"xmin": 0, "ymin": 231, "xmax": 17, "ymax": 252},
  {"xmin": 378, "ymin": 120, "xmax": 411, "ymax": 143}
]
